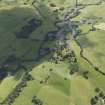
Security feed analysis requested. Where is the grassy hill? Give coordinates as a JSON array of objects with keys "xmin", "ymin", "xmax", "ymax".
[{"xmin": 0, "ymin": 0, "xmax": 105, "ymax": 105}]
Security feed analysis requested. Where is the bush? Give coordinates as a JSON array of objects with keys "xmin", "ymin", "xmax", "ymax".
[{"xmin": 95, "ymin": 88, "xmax": 100, "ymax": 93}]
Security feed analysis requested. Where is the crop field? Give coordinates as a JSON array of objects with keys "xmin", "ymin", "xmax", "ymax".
[{"xmin": 0, "ymin": 0, "xmax": 105, "ymax": 105}]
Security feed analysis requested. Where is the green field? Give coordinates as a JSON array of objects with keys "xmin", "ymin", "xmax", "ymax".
[{"xmin": 0, "ymin": 0, "xmax": 105, "ymax": 105}]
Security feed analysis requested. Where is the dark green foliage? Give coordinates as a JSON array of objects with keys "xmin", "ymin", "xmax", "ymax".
[
  {"xmin": 90, "ymin": 97, "xmax": 97, "ymax": 105},
  {"xmin": 32, "ymin": 96, "xmax": 43, "ymax": 105},
  {"xmin": 95, "ymin": 88, "xmax": 100, "ymax": 93}
]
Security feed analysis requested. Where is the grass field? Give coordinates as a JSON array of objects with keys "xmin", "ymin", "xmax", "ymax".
[
  {"xmin": 0, "ymin": 0, "xmax": 105, "ymax": 105},
  {"xmin": 74, "ymin": 4, "xmax": 105, "ymax": 72}
]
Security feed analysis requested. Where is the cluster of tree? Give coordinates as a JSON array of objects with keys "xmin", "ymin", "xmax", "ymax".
[
  {"xmin": 68, "ymin": 51, "xmax": 77, "ymax": 63},
  {"xmin": 2, "ymin": 72, "xmax": 34, "ymax": 105},
  {"xmin": 70, "ymin": 63, "xmax": 79, "ymax": 75},
  {"xmin": 90, "ymin": 88, "xmax": 105, "ymax": 105},
  {"xmin": 82, "ymin": 71, "xmax": 89, "ymax": 79},
  {"xmin": 24, "ymin": 72, "xmax": 34, "ymax": 81},
  {"xmin": 52, "ymin": 42, "xmax": 77, "ymax": 64},
  {"xmin": 32, "ymin": 96, "xmax": 43, "ymax": 105},
  {"xmin": 4, "ymin": 80, "xmax": 27, "ymax": 105}
]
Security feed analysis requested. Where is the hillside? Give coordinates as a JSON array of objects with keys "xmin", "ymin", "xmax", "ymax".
[{"xmin": 0, "ymin": 0, "xmax": 105, "ymax": 105}]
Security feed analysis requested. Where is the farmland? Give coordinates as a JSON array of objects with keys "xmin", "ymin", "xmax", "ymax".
[{"xmin": 0, "ymin": 0, "xmax": 105, "ymax": 105}]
